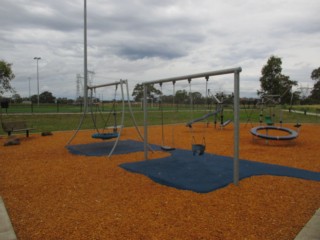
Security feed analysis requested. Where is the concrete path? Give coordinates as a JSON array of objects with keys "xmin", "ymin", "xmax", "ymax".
[
  {"xmin": 283, "ymin": 109, "xmax": 320, "ymax": 117},
  {"xmin": 295, "ymin": 208, "xmax": 320, "ymax": 240},
  {"xmin": 0, "ymin": 197, "xmax": 17, "ymax": 240}
]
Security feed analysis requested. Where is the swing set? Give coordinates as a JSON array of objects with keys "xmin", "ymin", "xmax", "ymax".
[
  {"xmin": 91, "ymin": 83, "xmax": 120, "ymax": 140},
  {"xmin": 67, "ymin": 79, "xmax": 145, "ymax": 157},
  {"xmin": 142, "ymin": 67, "xmax": 242, "ymax": 185}
]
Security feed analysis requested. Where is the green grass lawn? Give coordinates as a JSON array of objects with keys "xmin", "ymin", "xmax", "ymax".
[{"xmin": 0, "ymin": 104, "xmax": 319, "ymax": 136}]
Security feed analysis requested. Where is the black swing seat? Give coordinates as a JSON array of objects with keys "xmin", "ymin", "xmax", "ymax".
[
  {"xmin": 161, "ymin": 145, "xmax": 176, "ymax": 151},
  {"xmin": 294, "ymin": 123, "xmax": 302, "ymax": 128},
  {"xmin": 92, "ymin": 132, "xmax": 119, "ymax": 140},
  {"xmin": 192, "ymin": 144, "xmax": 206, "ymax": 156}
]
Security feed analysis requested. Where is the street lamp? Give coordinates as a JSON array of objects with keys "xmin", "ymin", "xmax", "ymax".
[
  {"xmin": 28, "ymin": 77, "xmax": 31, "ymax": 100},
  {"xmin": 34, "ymin": 57, "xmax": 41, "ymax": 106},
  {"xmin": 83, "ymin": 0, "xmax": 88, "ymax": 111}
]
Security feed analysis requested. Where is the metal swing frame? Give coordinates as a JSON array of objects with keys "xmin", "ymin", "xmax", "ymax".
[
  {"xmin": 142, "ymin": 67, "xmax": 242, "ymax": 186},
  {"xmin": 67, "ymin": 79, "xmax": 145, "ymax": 157},
  {"xmin": 90, "ymin": 84, "xmax": 120, "ymax": 138}
]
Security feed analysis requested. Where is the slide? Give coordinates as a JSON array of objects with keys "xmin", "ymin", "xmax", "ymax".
[{"xmin": 186, "ymin": 108, "xmax": 221, "ymax": 128}]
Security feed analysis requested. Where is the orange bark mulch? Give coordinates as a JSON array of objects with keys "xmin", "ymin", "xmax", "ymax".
[{"xmin": 0, "ymin": 123, "xmax": 319, "ymax": 240}]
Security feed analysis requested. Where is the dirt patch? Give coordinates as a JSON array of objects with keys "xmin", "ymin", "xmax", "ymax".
[{"xmin": 0, "ymin": 123, "xmax": 319, "ymax": 240}]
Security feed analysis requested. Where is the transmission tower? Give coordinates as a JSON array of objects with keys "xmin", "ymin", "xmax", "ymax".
[
  {"xmin": 87, "ymin": 70, "xmax": 95, "ymax": 86},
  {"xmin": 299, "ymin": 85, "xmax": 312, "ymax": 99},
  {"xmin": 76, "ymin": 74, "xmax": 83, "ymax": 100},
  {"xmin": 76, "ymin": 70, "xmax": 95, "ymax": 100}
]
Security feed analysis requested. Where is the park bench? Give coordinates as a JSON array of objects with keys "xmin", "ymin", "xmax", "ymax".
[{"xmin": 1, "ymin": 121, "xmax": 35, "ymax": 137}]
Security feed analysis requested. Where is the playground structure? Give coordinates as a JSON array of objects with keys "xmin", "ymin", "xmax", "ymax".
[
  {"xmin": 250, "ymin": 126, "xmax": 299, "ymax": 141},
  {"xmin": 66, "ymin": 79, "xmax": 145, "ymax": 157},
  {"xmin": 248, "ymin": 93, "xmax": 301, "ymax": 142},
  {"xmin": 142, "ymin": 67, "xmax": 242, "ymax": 185},
  {"xmin": 186, "ymin": 90, "xmax": 233, "ymax": 129}
]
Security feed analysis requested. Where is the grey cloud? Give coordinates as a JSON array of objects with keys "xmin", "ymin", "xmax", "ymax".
[
  {"xmin": 115, "ymin": 42, "xmax": 186, "ymax": 60},
  {"xmin": 1, "ymin": 0, "xmax": 319, "ymax": 99}
]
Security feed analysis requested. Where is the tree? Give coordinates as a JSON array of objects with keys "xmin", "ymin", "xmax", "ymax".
[
  {"xmin": 40, "ymin": 91, "xmax": 56, "ymax": 103},
  {"xmin": 30, "ymin": 94, "xmax": 38, "ymax": 104},
  {"xmin": 309, "ymin": 67, "xmax": 320, "ymax": 102},
  {"xmin": 258, "ymin": 56, "xmax": 297, "ymax": 104},
  {"xmin": 191, "ymin": 91, "xmax": 202, "ymax": 104},
  {"xmin": 57, "ymin": 97, "xmax": 74, "ymax": 104},
  {"xmin": 31, "ymin": 91, "xmax": 56, "ymax": 103},
  {"xmin": 132, "ymin": 83, "xmax": 161, "ymax": 102},
  {"xmin": 12, "ymin": 93, "xmax": 22, "ymax": 103},
  {"xmin": 0, "ymin": 60, "xmax": 15, "ymax": 95},
  {"xmin": 175, "ymin": 89, "xmax": 189, "ymax": 104}
]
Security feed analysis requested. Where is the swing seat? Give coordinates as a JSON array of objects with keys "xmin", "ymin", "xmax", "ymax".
[
  {"xmin": 265, "ymin": 116, "xmax": 274, "ymax": 126},
  {"xmin": 294, "ymin": 123, "xmax": 301, "ymax": 128},
  {"xmin": 192, "ymin": 144, "xmax": 206, "ymax": 156},
  {"xmin": 92, "ymin": 132, "xmax": 119, "ymax": 140},
  {"xmin": 161, "ymin": 145, "xmax": 176, "ymax": 151}
]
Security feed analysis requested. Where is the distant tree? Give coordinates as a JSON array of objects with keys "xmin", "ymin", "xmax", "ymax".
[
  {"xmin": 191, "ymin": 91, "xmax": 202, "ymax": 104},
  {"xmin": 309, "ymin": 67, "xmax": 320, "ymax": 102},
  {"xmin": 175, "ymin": 89, "xmax": 189, "ymax": 104},
  {"xmin": 39, "ymin": 91, "xmax": 56, "ymax": 103},
  {"xmin": 258, "ymin": 56, "xmax": 297, "ymax": 104},
  {"xmin": 30, "ymin": 94, "xmax": 38, "ymax": 104},
  {"xmin": 161, "ymin": 94, "xmax": 174, "ymax": 104},
  {"xmin": 75, "ymin": 96, "xmax": 84, "ymax": 104},
  {"xmin": 0, "ymin": 60, "xmax": 15, "ymax": 95},
  {"xmin": 132, "ymin": 83, "xmax": 161, "ymax": 102},
  {"xmin": 57, "ymin": 97, "xmax": 74, "ymax": 104},
  {"xmin": 12, "ymin": 93, "xmax": 22, "ymax": 103}
]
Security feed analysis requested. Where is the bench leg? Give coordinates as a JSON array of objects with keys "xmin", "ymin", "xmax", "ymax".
[
  {"xmin": 26, "ymin": 130, "xmax": 29, "ymax": 137},
  {"xmin": 7, "ymin": 131, "xmax": 12, "ymax": 136}
]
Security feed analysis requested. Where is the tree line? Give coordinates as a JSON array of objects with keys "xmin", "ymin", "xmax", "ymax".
[
  {"xmin": 1, "ymin": 57, "xmax": 320, "ymax": 105},
  {"xmin": 132, "ymin": 56, "xmax": 320, "ymax": 105}
]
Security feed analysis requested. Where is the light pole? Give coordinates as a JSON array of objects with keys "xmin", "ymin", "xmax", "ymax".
[
  {"xmin": 28, "ymin": 77, "xmax": 31, "ymax": 100},
  {"xmin": 34, "ymin": 57, "xmax": 41, "ymax": 106},
  {"xmin": 83, "ymin": 0, "xmax": 88, "ymax": 112}
]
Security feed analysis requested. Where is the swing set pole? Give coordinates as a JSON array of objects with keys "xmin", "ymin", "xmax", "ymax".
[
  {"xmin": 233, "ymin": 71, "xmax": 240, "ymax": 186},
  {"xmin": 143, "ymin": 84, "xmax": 148, "ymax": 160}
]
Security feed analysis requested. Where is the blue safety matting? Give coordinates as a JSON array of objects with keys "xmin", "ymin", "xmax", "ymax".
[
  {"xmin": 66, "ymin": 140, "xmax": 154, "ymax": 156},
  {"xmin": 120, "ymin": 147, "xmax": 320, "ymax": 193},
  {"xmin": 67, "ymin": 140, "xmax": 320, "ymax": 193}
]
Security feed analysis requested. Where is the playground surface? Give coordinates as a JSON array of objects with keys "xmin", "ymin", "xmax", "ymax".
[{"xmin": 0, "ymin": 123, "xmax": 319, "ymax": 239}]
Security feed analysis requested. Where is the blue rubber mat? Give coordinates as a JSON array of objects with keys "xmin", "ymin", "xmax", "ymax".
[
  {"xmin": 120, "ymin": 148, "xmax": 320, "ymax": 193},
  {"xmin": 67, "ymin": 140, "xmax": 320, "ymax": 193},
  {"xmin": 66, "ymin": 140, "xmax": 155, "ymax": 156}
]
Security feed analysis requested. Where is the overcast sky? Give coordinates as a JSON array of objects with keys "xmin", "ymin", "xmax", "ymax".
[{"xmin": 1, "ymin": 0, "xmax": 319, "ymax": 100}]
